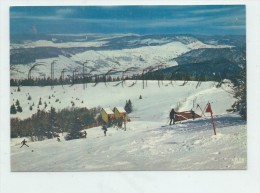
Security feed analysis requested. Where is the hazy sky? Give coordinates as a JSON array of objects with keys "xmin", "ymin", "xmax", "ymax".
[{"xmin": 10, "ymin": 5, "xmax": 246, "ymax": 35}]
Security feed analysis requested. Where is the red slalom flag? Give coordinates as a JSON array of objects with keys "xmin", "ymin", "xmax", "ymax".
[
  {"xmin": 205, "ymin": 102, "xmax": 216, "ymax": 135},
  {"xmin": 205, "ymin": 103, "xmax": 213, "ymax": 114}
]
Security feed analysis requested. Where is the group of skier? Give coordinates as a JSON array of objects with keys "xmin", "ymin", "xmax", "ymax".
[{"xmin": 19, "ymin": 108, "xmax": 196, "ymax": 149}]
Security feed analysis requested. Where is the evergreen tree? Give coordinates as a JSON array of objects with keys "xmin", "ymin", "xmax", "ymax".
[
  {"xmin": 10, "ymin": 104, "xmax": 17, "ymax": 114},
  {"xmin": 231, "ymin": 65, "xmax": 246, "ymax": 120},
  {"xmin": 124, "ymin": 99, "xmax": 133, "ymax": 113},
  {"xmin": 16, "ymin": 105, "xmax": 23, "ymax": 113},
  {"xmin": 47, "ymin": 107, "xmax": 59, "ymax": 138},
  {"xmin": 38, "ymin": 97, "xmax": 42, "ymax": 106},
  {"xmin": 124, "ymin": 100, "xmax": 129, "ymax": 113},
  {"xmin": 15, "ymin": 99, "xmax": 20, "ymax": 106},
  {"xmin": 68, "ymin": 113, "xmax": 84, "ymax": 139},
  {"xmin": 128, "ymin": 99, "xmax": 133, "ymax": 113},
  {"xmin": 72, "ymin": 115, "xmax": 83, "ymax": 132}
]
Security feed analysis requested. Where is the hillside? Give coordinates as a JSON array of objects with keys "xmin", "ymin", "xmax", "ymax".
[
  {"xmin": 11, "ymin": 114, "xmax": 246, "ymax": 171},
  {"xmin": 10, "ymin": 34, "xmax": 244, "ymax": 80},
  {"xmin": 10, "ymin": 80, "xmax": 247, "ymax": 171},
  {"xmin": 10, "ymin": 80, "xmax": 235, "ymax": 120}
]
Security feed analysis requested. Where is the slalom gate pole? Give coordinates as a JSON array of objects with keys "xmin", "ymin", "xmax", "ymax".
[
  {"xmin": 197, "ymin": 104, "xmax": 205, "ymax": 117},
  {"xmin": 205, "ymin": 102, "xmax": 216, "ymax": 135},
  {"xmin": 203, "ymin": 103, "xmax": 208, "ymax": 114},
  {"xmin": 210, "ymin": 112, "xmax": 216, "ymax": 135}
]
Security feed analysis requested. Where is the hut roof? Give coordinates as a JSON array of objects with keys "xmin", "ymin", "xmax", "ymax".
[
  {"xmin": 175, "ymin": 111, "xmax": 201, "ymax": 122},
  {"xmin": 102, "ymin": 108, "xmax": 114, "ymax": 115},
  {"xmin": 115, "ymin": 107, "xmax": 127, "ymax": 113}
]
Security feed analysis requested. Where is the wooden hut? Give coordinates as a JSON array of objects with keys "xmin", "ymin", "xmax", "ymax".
[
  {"xmin": 114, "ymin": 107, "xmax": 127, "ymax": 120},
  {"xmin": 175, "ymin": 111, "xmax": 201, "ymax": 122},
  {"xmin": 114, "ymin": 107, "xmax": 128, "ymax": 129},
  {"xmin": 101, "ymin": 108, "xmax": 115, "ymax": 124}
]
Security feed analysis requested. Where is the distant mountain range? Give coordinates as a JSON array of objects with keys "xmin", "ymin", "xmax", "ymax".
[{"xmin": 10, "ymin": 34, "xmax": 246, "ymax": 80}]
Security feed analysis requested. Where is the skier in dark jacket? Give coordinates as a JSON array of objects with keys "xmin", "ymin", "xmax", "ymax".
[
  {"xmin": 169, "ymin": 108, "xmax": 179, "ymax": 125},
  {"xmin": 84, "ymin": 131, "xmax": 87, "ymax": 138},
  {"xmin": 190, "ymin": 109, "xmax": 195, "ymax": 120},
  {"xmin": 102, "ymin": 125, "xmax": 107, "ymax": 136},
  {"xmin": 20, "ymin": 139, "xmax": 29, "ymax": 148}
]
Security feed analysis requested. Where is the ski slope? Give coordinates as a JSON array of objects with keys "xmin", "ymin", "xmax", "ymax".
[
  {"xmin": 10, "ymin": 80, "xmax": 234, "ymax": 120},
  {"xmin": 10, "ymin": 81, "xmax": 247, "ymax": 171},
  {"xmin": 11, "ymin": 114, "xmax": 246, "ymax": 171}
]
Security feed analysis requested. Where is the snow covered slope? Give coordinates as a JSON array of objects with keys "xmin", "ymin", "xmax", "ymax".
[
  {"xmin": 10, "ymin": 80, "xmax": 234, "ymax": 120},
  {"xmin": 11, "ymin": 114, "xmax": 246, "ymax": 171},
  {"xmin": 10, "ymin": 80, "xmax": 246, "ymax": 171},
  {"xmin": 10, "ymin": 34, "xmax": 234, "ymax": 79}
]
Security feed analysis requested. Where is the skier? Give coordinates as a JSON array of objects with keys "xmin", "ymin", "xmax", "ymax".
[
  {"xmin": 57, "ymin": 137, "xmax": 61, "ymax": 142},
  {"xmin": 169, "ymin": 108, "xmax": 179, "ymax": 125},
  {"xmin": 20, "ymin": 139, "xmax": 29, "ymax": 148},
  {"xmin": 190, "ymin": 109, "xmax": 195, "ymax": 120},
  {"xmin": 84, "ymin": 131, "xmax": 87, "ymax": 138},
  {"xmin": 102, "ymin": 125, "xmax": 107, "ymax": 136}
]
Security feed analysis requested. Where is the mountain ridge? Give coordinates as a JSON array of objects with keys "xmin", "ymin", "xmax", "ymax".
[{"xmin": 10, "ymin": 34, "xmax": 246, "ymax": 80}]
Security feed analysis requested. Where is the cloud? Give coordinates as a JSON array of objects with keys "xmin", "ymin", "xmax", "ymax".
[
  {"xmin": 11, "ymin": 8, "xmax": 76, "ymax": 20},
  {"xmin": 189, "ymin": 6, "xmax": 241, "ymax": 14},
  {"xmin": 137, "ymin": 17, "xmax": 206, "ymax": 28},
  {"xmin": 10, "ymin": 10, "xmax": 27, "ymax": 18},
  {"xmin": 10, "ymin": 6, "xmax": 246, "ymax": 35},
  {"xmin": 11, "ymin": 15, "xmax": 63, "ymax": 20},
  {"xmin": 56, "ymin": 8, "xmax": 75, "ymax": 16}
]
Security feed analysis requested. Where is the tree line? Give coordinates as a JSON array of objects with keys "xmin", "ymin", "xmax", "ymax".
[
  {"xmin": 10, "ymin": 75, "xmax": 123, "ymax": 87},
  {"xmin": 229, "ymin": 65, "xmax": 246, "ymax": 120},
  {"xmin": 10, "ymin": 71, "xmax": 223, "ymax": 87},
  {"xmin": 11, "ymin": 107, "xmax": 102, "ymax": 140}
]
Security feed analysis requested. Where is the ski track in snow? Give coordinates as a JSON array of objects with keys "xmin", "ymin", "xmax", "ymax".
[{"xmin": 10, "ymin": 81, "xmax": 246, "ymax": 171}]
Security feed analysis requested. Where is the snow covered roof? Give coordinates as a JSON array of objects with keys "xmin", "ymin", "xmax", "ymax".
[
  {"xmin": 102, "ymin": 108, "xmax": 114, "ymax": 115},
  {"xmin": 115, "ymin": 107, "xmax": 126, "ymax": 113}
]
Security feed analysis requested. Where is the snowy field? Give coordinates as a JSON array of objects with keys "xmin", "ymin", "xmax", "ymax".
[
  {"xmin": 10, "ymin": 80, "xmax": 234, "ymax": 120},
  {"xmin": 10, "ymin": 81, "xmax": 247, "ymax": 171}
]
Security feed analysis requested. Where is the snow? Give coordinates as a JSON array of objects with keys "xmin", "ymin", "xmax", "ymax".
[
  {"xmin": 10, "ymin": 80, "xmax": 246, "ymax": 171},
  {"xmin": 11, "ymin": 40, "xmax": 108, "ymax": 49},
  {"xmin": 102, "ymin": 107, "xmax": 114, "ymax": 115},
  {"xmin": 115, "ymin": 107, "xmax": 126, "ymax": 113},
  {"xmin": 10, "ymin": 37, "xmax": 233, "ymax": 80},
  {"xmin": 11, "ymin": 114, "xmax": 246, "ymax": 171},
  {"xmin": 10, "ymin": 81, "xmax": 234, "ymax": 120}
]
